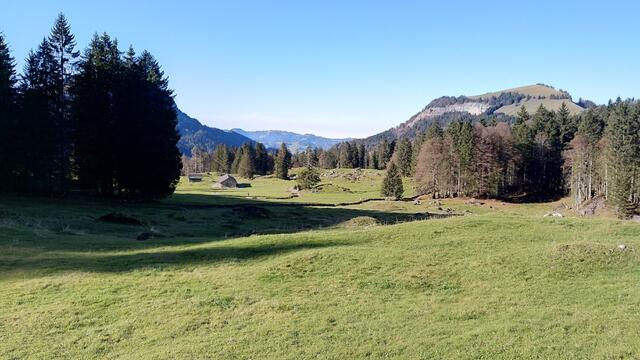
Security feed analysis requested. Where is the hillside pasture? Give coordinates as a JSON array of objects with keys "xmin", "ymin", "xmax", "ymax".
[{"xmin": 1, "ymin": 172, "xmax": 639, "ymax": 359}]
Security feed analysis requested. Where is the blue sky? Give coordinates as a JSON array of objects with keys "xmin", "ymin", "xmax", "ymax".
[{"xmin": 2, "ymin": 1, "xmax": 639, "ymax": 137}]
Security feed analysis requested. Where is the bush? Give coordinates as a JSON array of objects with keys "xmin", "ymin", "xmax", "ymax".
[{"xmin": 297, "ymin": 167, "xmax": 321, "ymax": 190}]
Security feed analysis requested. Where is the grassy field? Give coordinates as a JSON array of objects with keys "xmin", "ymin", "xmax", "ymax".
[{"xmin": 1, "ymin": 170, "xmax": 640, "ymax": 359}]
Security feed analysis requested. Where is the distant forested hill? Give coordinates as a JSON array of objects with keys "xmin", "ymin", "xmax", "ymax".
[
  {"xmin": 364, "ymin": 84, "xmax": 588, "ymax": 146},
  {"xmin": 176, "ymin": 109, "xmax": 253, "ymax": 155}
]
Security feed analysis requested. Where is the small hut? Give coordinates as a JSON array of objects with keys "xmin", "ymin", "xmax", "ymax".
[
  {"xmin": 213, "ymin": 174, "xmax": 238, "ymax": 188},
  {"xmin": 187, "ymin": 174, "xmax": 204, "ymax": 182}
]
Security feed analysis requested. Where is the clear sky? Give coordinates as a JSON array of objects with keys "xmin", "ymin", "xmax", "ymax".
[{"xmin": 2, "ymin": 1, "xmax": 639, "ymax": 137}]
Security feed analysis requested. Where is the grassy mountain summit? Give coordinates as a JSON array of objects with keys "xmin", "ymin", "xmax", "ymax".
[
  {"xmin": 471, "ymin": 84, "xmax": 584, "ymax": 116},
  {"xmin": 365, "ymin": 84, "xmax": 587, "ymax": 144},
  {"xmin": 469, "ymin": 83, "xmax": 571, "ymax": 100}
]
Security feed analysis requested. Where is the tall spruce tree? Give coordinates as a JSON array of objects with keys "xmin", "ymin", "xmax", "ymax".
[
  {"xmin": 376, "ymin": 138, "xmax": 391, "ymax": 169},
  {"xmin": 275, "ymin": 143, "xmax": 291, "ymax": 179},
  {"xmin": 254, "ymin": 142, "xmax": 270, "ymax": 175},
  {"xmin": 72, "ymin": 33, "xmax": 122, "ymax": 195},
  {"xmin": 0, "ymin": 33, "xmax": 16, "ymax": 191},
  {"xmin": 382, "ymin": 161, "xmax": 404, "ymax": 200},
  {"xmin": 115, "ymin": 49, "xmax": 182, "ymax": 198},
  {"xmin": 606, "ymin": 100, "xmax": 640, "ymax": 218},
  {"xmin": 18, "ymin": 39, "xmax": 61, "ymax": 193},
  {"xmin": 48, "ymin": 13, "xmax": 78, "ymax": 192},
  {"xmin": 237, "ymin": 144, "xmax": 255, "ymax": 179},
  {"xmin": 426, "ymin": 121, "xmax": 444, "ymax": 139},
  {"xmin": 556, "ymin": 102, "xmax": 576, "ymax": 146},
  {"xmin": 513, "ymin": 106, "xmax": 535, "ymax": 190},
  {"xmin": 231, "ymin": 146, "xmax": 243, "ymax": 174},
  {"xmin": 395, "ymin": 137, "xmax": 413, "ymax": 176},
  {"xmin": 212, "ymin": 143, "xmax": 232, "ymax": 173}
]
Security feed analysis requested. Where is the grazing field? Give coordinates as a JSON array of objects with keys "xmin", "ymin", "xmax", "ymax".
[{"xmin": 1, "ymin": 170, "xmax": 639, "ymax": 359}]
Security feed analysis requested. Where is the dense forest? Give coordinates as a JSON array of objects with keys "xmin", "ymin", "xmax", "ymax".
[
  {"xmin": 283, "ymin": 101, "xmax": 639, "ymax": 219},
  {"xmin": 182, "ymin": 142, "xmax": 292, "ymax": 180},
  {"xmin": 0, "ymin": 14, "xmax": 181, "ymax": 199}
]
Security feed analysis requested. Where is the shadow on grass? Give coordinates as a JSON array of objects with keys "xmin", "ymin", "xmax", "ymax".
[
  {"xmin": 0, "ymin": 193, "xmax": 451, "ymax": 257},
  {"xmin": 498, "ymin": 192, "xmax": 565, "ymax": 204},
  {"xmin": 1, "ymin": 238, "xmax": 354, "ymax": 274}
]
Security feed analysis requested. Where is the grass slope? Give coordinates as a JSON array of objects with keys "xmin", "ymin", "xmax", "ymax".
[
  {"xmin": 469, "ymin": 84, "xmax": 567, "ymax": 100},
  {"xmin": 497, "ymin": 99, "xmax": 585, "ymax": 116},
  {"xmin": 1, "ymin": 173, "xmax": 639, "ymax": 359},
  {"xmin": 468, "ymin": 84, "xmax": 585, "ymax": 116}
]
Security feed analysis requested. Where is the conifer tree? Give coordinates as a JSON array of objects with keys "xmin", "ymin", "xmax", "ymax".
[
  {"xmin": 275, "ymin": 143, "xmax": 291, "ymax": 179},
  {"xmin": 254, "ymin": 142, "xmax": 270, "ymax": 175},
  {"xmin": 124, "ymin": 50, "xmax": 181, "ymax": 198},
  {"xmin": 357, "ymin": 143, "xmax": 366, "ymax": 168},
  {"xmin": 18, "ymin": 39, "xmax": 61, "ymax": 193},
  {"xmin": 297, "ymin": 166, "xmax": 321, "ymax": 189},
  {"xmin": 381, "ymin": 161, "xmax": 404, "ymax": 200},
  {"xmin": 212, "ymin": 143, "xmax": 231, "ymax": 173},
  {"xmin": 426, "ymin": 121, "xmax": 444, "ymax": 139},
  {"xmin": 0, "ymin": 33, "xmax": 16, "ymax": 191},
  {"xmin": 48, "ymin": 13, "xmax": 78, "ymax": 192},
  {"xmin": 376, "ymin": 138, "xmax": 391, "ymax": 169},
  {"xmin": 556, "ymin": 102, "xmax": 576, "ymax": 146},
  {"xmin": 237, "ymin": 145, "xmax": 255, "ymax": 179},
  {"xmin": 72, "ymin": 33, "xmax": 122, "ymax": 195},
  {"xmin": 606, "ymin": 100, "xmax": 640, "ymax": 218},
  {"xmin": 395, "ymin": 137, "xmax": 413, "ymax": 176},
  {"xmin": 231, "ymin": 146, "xmax": 243, "ymax": 174},
  {"xmin": 513, "ymin": 106, "xmax": 534, "ymax": 189}
]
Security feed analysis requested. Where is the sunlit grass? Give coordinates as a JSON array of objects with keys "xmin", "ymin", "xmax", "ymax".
[{"xmin": 1, "ymin": 173, "xmax": 639, "ymax": 358}]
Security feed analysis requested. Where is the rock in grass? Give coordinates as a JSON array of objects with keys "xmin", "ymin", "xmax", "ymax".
[
  {"xmin": 544, "ymin": 212, "xmax": 563, "ymax": 218},
  {"xmin": 136, "ymin": 227, "xmax": 163, "ymax": 241},
  {"xmin": 340, "ymin": 216, "xmax": 379, "ymax": 228}
]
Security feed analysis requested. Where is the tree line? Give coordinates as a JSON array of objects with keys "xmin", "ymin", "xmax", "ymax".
[
  {"xmin": 346, "ymin": 101, "xmax": 638, "ymax": 219},
  {"xmin": 183, "ymin": 142, "xmax": 292, "ymax": 180},
  {"xmin": 0, "ymin": 14, "xmax": 181, "ymax": 199}
]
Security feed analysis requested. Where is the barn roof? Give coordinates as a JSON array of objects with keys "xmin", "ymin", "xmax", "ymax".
[{"xmin": 217, "ymin": 174, "xmax": 236, "ymax": 182}]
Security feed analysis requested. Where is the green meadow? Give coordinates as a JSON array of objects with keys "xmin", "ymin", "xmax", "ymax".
[{"xmin": 1, "ymin": 169, "xmax": 639, "ymax": 359}]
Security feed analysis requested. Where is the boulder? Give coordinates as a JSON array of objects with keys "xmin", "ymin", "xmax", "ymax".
[{"xmin": 543, "ymin": 212, "xmax": 563, "ymax": 218}]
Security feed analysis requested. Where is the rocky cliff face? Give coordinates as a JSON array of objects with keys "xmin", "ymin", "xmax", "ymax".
[{"xmin": 405, "ymin": 102, "xmax": 492, "ymax": 128}]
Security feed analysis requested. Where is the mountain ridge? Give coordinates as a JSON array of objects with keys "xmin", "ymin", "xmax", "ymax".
[
  {"xmin": 175, "ymin": 109, "xmax": 254, "ymax": 156},
  {"xmin": 231, "ymin": 128, "xmax": 351, "ymax": 153},
  {"xmin": 363, "ymin": 84, "xmax": 587, "ymax": 145}
]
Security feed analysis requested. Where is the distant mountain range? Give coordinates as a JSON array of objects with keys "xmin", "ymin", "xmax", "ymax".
[
  {"xmin": 176, "ymin": 84, "xmax": 593, "ymax": 154},
  {"xmin": 364, "ymin": 84, "xmax": 591, "ymax": 145},
  {"xmin": 175, "ymin": 108, "xmax": 349, "ymax": 155},
  {"xmin": 231, "ymin": 129, "xmax": 350, "ymax": 153}
]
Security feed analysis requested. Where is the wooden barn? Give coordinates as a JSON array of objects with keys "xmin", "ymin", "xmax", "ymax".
[
  {"xmin": 213, "ymin": 174, "xmax": 238, "ymax": 188},
  {"xmin": 187, "ymin": 174, "xmax": 204, "ymax": 182}
]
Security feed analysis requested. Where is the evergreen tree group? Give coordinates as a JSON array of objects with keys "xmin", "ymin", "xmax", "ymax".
[
  {"xmin": 0, "ymin": 14, "xmax": 181, "ymax": 199},
  {"xmin": 319, "ymin": 100, "xmax": 640, "ymax": 219},
  {"xmin": 182, "ymin": 141, "xmax": 277, "ymax": 180}
]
